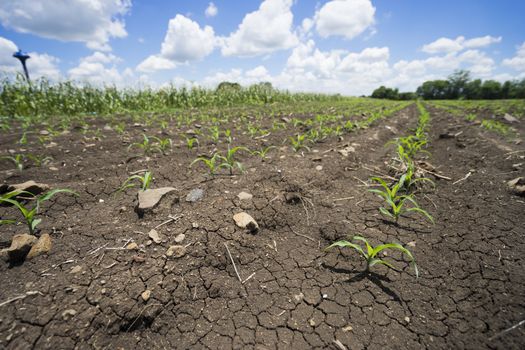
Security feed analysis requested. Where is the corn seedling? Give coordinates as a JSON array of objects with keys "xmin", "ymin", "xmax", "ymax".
[
  {"xmin": 325, "ymin": 235, "xmax": 418, "ymax": 277},
  {"xmin": 1, "ymin": 154, "xmax": 25, "ymax": 171},
  {"xmin": 224, "ymin": 129, "xmax": 233, "ymax": 143},
  {"xmin": 208, "ymin": 126, "xmax": 220, "ymax": 143},
  {"xmin": 117, "ymin": 171, "xmax": 153, "ymax": 193},
  {"xmin": 151, "ymin": 136, "xmax": 172, "ymax": 154},
  {"xmin": 185, "ymin": 137, "xmax": 199, "ymax": 150},
  {"xmin": 219, "ymin": 146, "xmax": 250, "ymax": 175},
  {"xmin": 128, "ymin": 134, "xmax": 161, "ymax": 155},
  {"xmin": 26, "ymin": 154, "xmax": 53, "ymax": 167},
  {"xmin": 191, "ymin": 152, "xmax": 222, "ymax": 175},
  {"xmin": 369, "ymin": 176, "xmax": 434, "ymax": 224},
  {"xmin": 0, "ymin": 189, "xmax": 78, "ymax": 235},
  {"xmin": 290, "ymin": 134, "xmax": 310, "ymax": 152},
  {"xmin": 251, "ymin": 146, "xmax": 276, "ymax": 161}
]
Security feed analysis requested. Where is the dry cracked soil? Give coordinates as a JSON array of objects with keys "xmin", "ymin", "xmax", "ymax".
[{"xmin": 0, "ymin": 104, "xmax": 524, "ymax": 349}]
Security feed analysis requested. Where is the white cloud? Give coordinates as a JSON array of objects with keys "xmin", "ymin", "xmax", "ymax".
[
  {"xmin": 68, "ymin": 52, "xmax": 127, "ymax": 85},
  {"xmin": 220, "ymin": 0, "xmax": 298, "ymax": 57},
  {"xmin": 313, "ymin": 0, "xmax": 375, "ymax": 40},
  {"xmin": 0, "ymin": 0, "xmax": 130, "ymax": 51},
  {"xmin": 203, "ymin": 65, "xmax": 272, "ymax": 87},
  {"xmin": 422, "ymin": 35, "xmax": 501, "ymax": 54},
  {"xmin": 137, "ymin": 15, "xmax": 215, "ymax": 72},
  {"xmin": 136, "ymin": 55, "xmax": 177, "ymax": 73},
  {"xmin": 205, "ymin": 2, "xmax": 218, "ymax": 18},
  {"xmin": 0, "ymin": 36, "xmax": 61, "ymax": 80},
  {"xmin": 502, "ymin": 42, "xmax": 525, "ymax": 71}
]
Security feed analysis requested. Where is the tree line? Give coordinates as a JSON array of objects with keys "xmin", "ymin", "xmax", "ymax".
[{"xmin": 371, "ymin": 70, "xmax": 525, "ymax": 100}]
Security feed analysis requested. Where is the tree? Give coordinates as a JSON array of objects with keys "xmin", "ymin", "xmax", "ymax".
[
  {"xmin": 464, "ymin": 79, "xmax": 482, "ymax": 100},
  {"xmin": 447, "ymin": 70, "xmax": 471, "ymax": 99},
  {"xmin": 216, "ymin": 81, "xmax": 241, "ymax": 92},
  {"xmin": 416, "ymin": 80, "xmax": 451, "ymax": 99},
  {"xmin": 371, "ymin": 86, "xmax": 399, "ymax": 99},
  {"xmin": 480, "ymin": 80, "xmax": 502, "ymax": 99}
]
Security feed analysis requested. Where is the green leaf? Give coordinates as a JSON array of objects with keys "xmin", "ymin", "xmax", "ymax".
[
  {"xmin": 352, "ymin": 236, "xmax": 373, "ymax": 257},
  {"xmin": 39, "ymin": 189, "xmax": 78, "ymax": 203},
  {"xmin": 325, "ymin": 240, "xmax": 366, "ymax": 258},
  {"xmin": 368, "ymin": 258, "xmax": 396, "ymax": 270},
  {"xmin": 407, "ymin": 207, "xmax": 434, "ymax": 223},
  {"xmin": 379, "ymin": 206, "xmax": 394, "ymax": 219}
]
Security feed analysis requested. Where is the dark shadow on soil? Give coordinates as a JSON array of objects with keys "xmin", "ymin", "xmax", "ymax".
[{"xmin": 322, "ymin": 263, "xmax": 402, "ymax": 303}]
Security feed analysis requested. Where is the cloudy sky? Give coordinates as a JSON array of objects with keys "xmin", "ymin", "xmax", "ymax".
[{"xmin": 1, "ymin": 0, "xmax": 524, "ymax": 95}]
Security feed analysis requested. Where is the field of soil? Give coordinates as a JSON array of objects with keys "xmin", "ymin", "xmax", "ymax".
[{"xmin": 0, "ymin": 102, "xmax": 524, "ymax": 349}]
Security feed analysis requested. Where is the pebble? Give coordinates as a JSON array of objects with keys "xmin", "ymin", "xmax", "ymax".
[
  {"xmin": 148, "ymin": 229, "xmax": 162, "ymax": 244},
  {"xmin": 233, "ymin": 212, "xmax": 259, "ymax": 233},
  {"xmin": 174, "ymin": 234, "xmax": 186, "ymax": 243},
  {"xmin": 126, "ymin": 242, "xmax": 138, "ymax": 250},
  {"xmin": 237, "ymin": 191, "xmax": 253, "ymax": 200},
  {"xmin": 70, "ymin": 265, "xmax": 82, "ymax": 274},
  {"xmin": 166, "ymin": 245, "xmax": 186, "ymax": 258},
  {"xmin": 62, "ymin": 309, "xmax": 76, "ymax": 321},
  {"xmin": 315, "ymin": 165, "xmax": 323, "ymax": 171},
  {"xmin": 186, "ymin": 188, "xmax": 204, "ymax": 202},
  {"xmin": 141, "ymin": 290, "xmax": 151, "ymax": 302}
]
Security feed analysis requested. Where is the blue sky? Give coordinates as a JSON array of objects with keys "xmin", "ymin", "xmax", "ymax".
[{"xmin": 1, "ymin": 0, "xmax": 524, "ymax": 95}]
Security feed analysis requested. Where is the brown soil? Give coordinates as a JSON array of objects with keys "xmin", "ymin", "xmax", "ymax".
[{"xmin": 0, "ymin": 104, "xmax": 524, "ymax": 349}]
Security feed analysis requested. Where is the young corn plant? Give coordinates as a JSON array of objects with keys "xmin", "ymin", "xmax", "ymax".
[
  {"xmin": 128, "ymin": 134, "xmax": 161, "ymax": 155},
  {"xmin": 191, "ymin": 152, "xmax": 222, "ymax": 175},
  {"xmin": 223, "ymin": 129, "xmax": 233, "ymax": 144},
  {"xmin": 1, "ymin": 154, "xmax": 25, "ymax": 171},
  {"xmin": 325, "ymin": 235, "xmax": 418, "ymax": 277},
  {"xmin": 117, "ymin": 171, "xmax": 153, "ymax": 193},
  {"xmin": 219, "ymin": 146, "xmax": 250, "ymax": 175},
  {"xmin": 290, "ymin": 133, "xmax": 310, "ymax": 152},
  {"xmin": 0, "ymin": 189, "xmax": 78, "ymax": 235},
  {"xmin": 26, "ymin": 154, "xmax": 53, "ymax": 167},
  {"xmin": 151, "ymin": 136, "xmax": 172, "ymax": 154},
  {"xmin": 251, "ymin": 146, "xmax": 276, "ymax": 161},
  {"xmin": 208, "ymin": 126, "xmax": 220, "ymax": 143},
  {"xmin": 369, "ymin": 176, "xmax": 434, "ymax": 224},
  {"xmin": 185, "ymin": 137, "xmax": 199, "ymax": 150}
]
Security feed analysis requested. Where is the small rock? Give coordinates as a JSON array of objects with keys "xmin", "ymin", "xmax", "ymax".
[
  {"xmin": 507, "ymin": 177, "xmax": 525, "ymax": 196},
  {"xmin": 315, "ymin": 165, "xmax": 323, "ymax": 171},
  {"xmin": 503, "ymin": 113, "xmax": 518, "ymax": 123},
  {"xmin": 186, "ymin": 188, "xmax": 204, "ymax": 202},
  {"xmin": 103, "ymin": 125, "xmax": 113, "ymax": 131},
  {"xmin": 309, "ymin": 318, "xmax": 316, "ymax": 327},
  {"xmin": 166, "ymin": 245, "xmax": 186, "ymax": 258},
  {"xmin": 136, "ymin": 187, "xmax": 176, "ymax": 216},
  {"xmin": 192, "ymin": 222, "xmax": 199, "ymax": 229},
  {"xmin": 132, "ymin": 255, "xmax": 146, "ymax": 263},
  {"xmin": 70, "ymin": 265, "xmax": 82, "ymax": 274},
  {"xmin": 62, "ymin": 309, "xmax": 76, "ymax": 321},
  {"xmin": 148, "ymin": 229, "xmax": 162, "ymax": 244},
  {"xmin": 26, "ymin": 234, "xmax": 52, "ymax": 259},
  {"xmin": 342, "ymin": 325, "xmax": 353, "ymax": 332},
  {"xmin": 237, "ymin": 191, "xmax": 253, "ymax": 201},
  {"xmin": 39, "ymin": 130, "xmax": 50, "ymax": 136},
  {"xmin": 407, "ymin": 241, "xmax": 416, "ymax": 247},
  {"xmin": 1, "ymin": 234, "xmax": 37, "ymax": 263},
  {"xmin": 141, "ymin": 290, "xmax": 151, "ymax": 302},
  {"xmin": 404, "ymin": 316, "xmax": 411, "ymax": 323},
  {"xmin": 126, "ymin": 242, "xmax": 138, "ymax": 250},
  {"xmin": 293, "ymin": 292, "xmax": 304, "ymax": 302},
  {"xmin": 174, "ymin": 234, "xmax": 186, "ymax": 243},
  {"xmin": 338, "ymin": 145, "xmax": 355, "ymax": 157},
  {"xmin": 49, "ymin": 166, "xmax": 59, "ymax": 171},
  {"xmin": 233, "ymin": 212, "xmax": 259, "ymax": 233},
  {"xmin": 0, "ymin": 180, "xmax": 50, "ymax": 196}
]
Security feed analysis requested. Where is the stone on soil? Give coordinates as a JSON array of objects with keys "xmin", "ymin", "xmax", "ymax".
[
  {"xmin": 186, "ymin": 188, "xmax": 204, "ymax": 202},
  {"xmin": 233, "ymin": 212, "xmax": 259, "ymax": 233},
  {"xmin": 166, "ymin": 245, "xmax": 186, "ymax": 258},
  {"xmin": 507, "ymin": 177, "xmax": 525, "ymax": 196},
  {"xmin": 503, "ymin": 113, "xmax": 518, "ymax": 123},
  {"xmin": 174, "ymin": 233, "xmax": 186, "ymax": 243},
  {"xmin": 148, "ymin": 229, "xmax": 162, "ymax": 244},
  {"xmin": 26, "ymin": 233, "xmax": 52, "ymax": 259},
  {"xmin": 0, "ymin": 180, "xmax": 50, "ymax": 196},
  {"xmin": 237, "ymin": 191, "xmax": 253, "ymax": 201},
  {"xmin": 1, "ymin": 234, "xmax": 37, "ymax": 263},
  {"xmin": 136, "ymin": 187, "xmax": 176, "ymax": 214},
  {"xmin": 141, "ymin": 290, "xmax": 151, "ymax": 302}
]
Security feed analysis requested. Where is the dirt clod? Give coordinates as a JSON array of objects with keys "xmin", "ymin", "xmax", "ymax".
[
  {"xmin": 233, "ymin": 212, "xmax": 259, "ymax": 233},
  {"xmin": 26, "ymin": 233, "xmax": 52, "ymax": 259}
]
